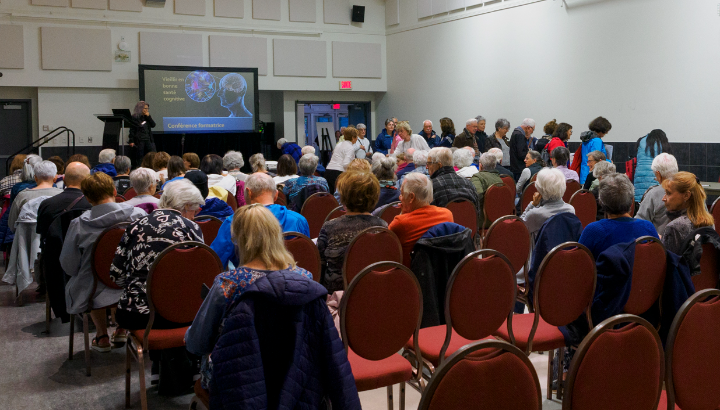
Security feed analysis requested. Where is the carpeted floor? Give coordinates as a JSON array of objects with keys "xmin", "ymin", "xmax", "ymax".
[{"xmin": 0, "ymin": 273, "xmax": 562, "ymax": 410}]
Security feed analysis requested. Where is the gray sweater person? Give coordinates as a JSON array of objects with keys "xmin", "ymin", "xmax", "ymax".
[{"xmin": 635, "ymin": 185, "xmax": 670, "ymax": 236}]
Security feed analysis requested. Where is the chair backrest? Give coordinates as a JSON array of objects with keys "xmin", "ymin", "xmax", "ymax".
[
  {"xmin": 713, "ymin": 197, "xmax": 720, "ymax": 236},
  {"xmin": 441, "ymin": 250, "xmax": 516, "ymax": 361},
  {"xmin": 379, "ymin": 200, "xmax": 402, "ymax": 225},
  {"xmin": 123, "ymin": 187, "xmax": 137, "ymax": 200},
  {"xmin": 301, "ymin": 192, "xmax": 339, "ymax": 238},
  {"xmin": 499, "ymin": 174, "xmax": 516, "ymax": 199},
  {"xmin": 275, "ymin": 188, "xmax": 287, "ymax": 206},
  {"xmin": 483, "ymin": 184, "xmax": 515, "ymax": 226},
  {"xmin": 283, "ymin": 232, "xmax": 321, "ymax": 282},
  {"xmin": 153, "ymin": 190, "xmax": 163, "ymax": 199},
  {"xmin": 563, "ymin": 180, "xmax": 582, "ymax": 203},
  {"xmin": 419, "ymin": 340, "xmax": 542, "ymax": 410},
  {"xmin": 530, "ymin": 173, "xmax": 538, "ymax": 183},
  {"xmin": 115, "ymin": 195, "xmax": 126, "ymax": 203},
  {"xmin": 563, "ymin": 314, "xmax": 664, "ymax": 410},
  {"xmin": 323, "ymin": 205, "xmax": 346, "ymax": 225},
  {"xmin": 226, "ymin": 189, "xmax": 238, "ymax": 211},
  {"xmin": 533, "ymin": 242, "xmax": 596, "ymax": 351},
  {"xmin": 340, "ymin": 262, "xmax": 422, "ymax": 368},
  {"xmin": 484, "ymin": 216, "xmax": 531, "ymax": 277},
  {"xmin": 446, "ymin": 198, "xmax": 477, "ymax": 239},
  {"xmin": 90, "ymin": 223, "xmax": 129, "ymax": 296},
  {"xmin": 342, "ymin": 227, "xmax": 403, "ymax": 289},
  {"xmin": 624, "ymin": 236, "xmax": 666, "ymax": 316},
  {"xmin": 521, "ymin": 182, "xmax": 538, "ymax": 212},
  {"xmin": 194, "ymin": 215, "xmax": 222, "ymax": 245},
  {"xmin": 665, "ymin": 289, "xmax": 720, "ymax": 410},
  {"xmin": 694, "ymin": 242, "xmax": 720, "ymax": 291},
  {"xmin": 146, "ymin": 242, "xmax": 223, "ymax": 326},
  {"xmin": 569, "ymin": 189, "xmax": 597, "ymax": 229}
]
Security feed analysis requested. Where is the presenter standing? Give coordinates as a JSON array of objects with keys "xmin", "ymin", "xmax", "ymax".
[{"xmin": 129, "ymin": 101, "xmax": 156, "ymax": 167}]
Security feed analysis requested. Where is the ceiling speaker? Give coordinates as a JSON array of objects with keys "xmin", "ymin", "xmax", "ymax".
[{"xmin": 352, "ymin": 5, "xmax": 365, "ymax": 23}]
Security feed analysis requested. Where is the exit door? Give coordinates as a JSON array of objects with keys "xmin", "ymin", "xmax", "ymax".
[{"xmin": 0, "ymin": 100, "xmax": 33, "ymax": 178}]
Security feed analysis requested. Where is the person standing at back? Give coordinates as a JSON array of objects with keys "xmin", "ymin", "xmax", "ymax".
[
  {"xmin": 579, "ymin": 116, "xmax": 611, "ymax": 184},
  {"xmin": 453, "ymin": 119, "xmax": 480, "ymax": 157},
  {"xmin": 325, "ymin": 126, "xmax": 359, "ymax": 193},
  {"xmin": 633, "ymin": 129, "xmax": 672, "ymax": 202},
  {"xmin": 509, "ymin": 118, "xmax": 537, "ymax": 181}
]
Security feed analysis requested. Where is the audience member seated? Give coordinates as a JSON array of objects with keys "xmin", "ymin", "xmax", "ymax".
[
  {"xmin": 394, "ymin": 153, "xmax": 409, "ymax": 175},
  {"xmin": 183, "ymin": 152, "xmax": 201, "ymax": 172},
  {"xmin": 551, "ymin": 146, "xmax": 579, "ymax": 182},
  {"xmin": 515, "ymin": 150, "xmax": 544, "ymax": 195},
  {"xmin": 427, "ymin": 147, "xmax": 479, "ymax": 212},
  {"xmin": 396, "ymin": 148, "xmax": 417, "ymax": 179},
  {"xmin": 0, "ymin": 154, "xmax": 26, "ymax": 197},
  {"xmin": 123, "ymin": 168, "xmax": 160, "ymax": 207},
  {"xmin": 273, "ymin": 154, "xmax": 299, "ymax": 185},
  {"xmin": 161, "ymin": 156, "xmax": 186, "ymax": 189},
  {"xmin": 211, "ymin": 173, "xmax": 309, "ymax": 269},
  {"xmin": 583, "ymin": 150, "xmax": 607, "ymax": 190},
  {"xmin": 152, "ymin": 151, "xmax": 170, "ymax": 182},
  {"xmin": 112, "ymin": 155, "xmax": 132, "ymax": 195},
  {"xmin": 185, "ymin": 170, "xmax": 209, "ymax": 198},
  {"xmin": 91, "ymin": 149, "xmax": 118, "ymax": 177},
  {"xmin": 371, "ymin": 156, "xmax": 401, "ymax": 210},
  {"xmin": 185, "ymin": 204, "xmax": 316, "ymax": 388},
  {"xmin": 201, "ymin": 154, "xmax": 237, "ymax": 196},
  {"xmin": 636, "ymin": 153, "xmax": 678, "ymax": 235},
  {"xmin": 488, "ymin": 147, "xmax": 513, "ymax": 179},
  {"xmin": 661, "ymin": 171, "xmax": 715, "ymax": 255},
  {"xmin": 472, "ymin": 152, "xmax": 505, "ymax": 229},
  {"xmin": 579, "ymin": 116, "xmax": 611, "ymax": 184},
  {"xmin": 393, "ymin": 121, "xmax": 431, "ymax": 156},
  {"xmin": 302, "ymin": 145, "xmax": 325, "ymax": 174},
  {"xmin": 223, "ymin": 150, "xmax": 248, "ymax": 182},
  {"xmin": 454, "ymin": 147, "xmax": 478, "ymax": 178},
  {"xmin": 325, "ymin": 126, "xmax": 359, "ymax": 193},
  {"xmin": 9, "ymin": 161, "xmax": 62, "ymax": 230},
  {"xmin": 399, "ymin": 149, "xmax": 429, "ymax": 187},
  {"xmin": 47, "ymin": 156, "xmax": 66, "ymax": 189},
  {"xmin": 249, "ymin": 153, "xmax": 275, "ymax": 177},
  {"xmin": 579, "ymin": 173, "xmax": 658, "ymax": 258},
  {"xmin": 589, "ymin": 160, "xmax": 616, "ymax": 219},
  {"xmin": 520, "ymin": 168, "xmax": 575, "ymax": 237},
  {"xmin": 389, "ymin": 173, "xmax": 454, "ymax": 266},
  {"xmin": 197, "ymin": 194, "xmax": 233, "ymax": 220},
  {"xmin": 60, "ymin": 173, "xmax": 145, "ymax": 352},
  {"xmin": 317, "ymin": 171, "xmax": 387, "ymax": 293},
  {"xmin": 111, "ymin": 179, "xmax": 204, "ymax": 332},
  {"xmin": 283, "ymin": 154, "xmax": 329, "ymax": 212},
  {"xmin": 140, "ymin": 152, "xmax": 157, "ymax": 173},
  {"xmin": 10, "ymin": 154, "xmax": 42, "ymax": 201},
  {"xmin": 0, "ymin": 155, "xmax": 39, "ymax": 255},
  {"xmin": 67, "ymin": 153, "xmax": 91, "ymax": 169},
  {"xmin": 276, "ymin": 137, "xmax": 303, "ymax": 163},
  {"xmin": 36, "ymin": 162, "xmax": 91, "ymax": 241}
]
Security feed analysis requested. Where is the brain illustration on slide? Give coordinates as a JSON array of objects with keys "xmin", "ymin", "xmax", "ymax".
[
  {"xmin": 185, "ymin": 71, "xmax": 217, "ymax": 103},
  {"xmin": 184, "ymin": 70, "xmax": 251, "ymax": 118}
]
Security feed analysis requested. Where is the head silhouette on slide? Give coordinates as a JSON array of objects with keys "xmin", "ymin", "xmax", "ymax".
[{"xmin": 218, "ymin": 73, "xmax": 252, "ymax": 118}]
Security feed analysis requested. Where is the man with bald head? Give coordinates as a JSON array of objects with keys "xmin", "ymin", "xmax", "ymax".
[{"xmin": 36, "ymin": 161, "xmax": 92, "ymax": 239}]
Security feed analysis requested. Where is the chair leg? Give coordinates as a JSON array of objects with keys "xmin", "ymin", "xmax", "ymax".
[
  {"xmin": 68, "ymin": 314, "xmax": 75, "ymax": 360},
  {"xmin": 138, "ymin": 346, "xmax": 148, "ymax": 410},
  {"xmin": 400, "ymin": 382, "xmax": 406, "ymax": 410},
  {"xmin": 546, "ymin": 349, "xmax": 554, "ymax": 400},
  {"xmin": 557, "ymin": 347, "xmax": 565, "ymax": 400},
  {"xmin": 386, "ymin": 385, "xmax": 394, "ymax": 410},
  {"xmin": 83, "ymin": 313, "xmax": 91, "ymax": 377},
  {"xmin": 125, "ymin": 342, "xmax": 131, "ymax": 408}
]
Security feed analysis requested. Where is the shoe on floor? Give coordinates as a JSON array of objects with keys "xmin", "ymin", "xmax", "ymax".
[
  {"xmin": 112, "ymin": 328, "xmax": 127, "ymax": 344},
  {"xmin": 91, "ymin": 335, "xmax": 112, "ymax": 353}
]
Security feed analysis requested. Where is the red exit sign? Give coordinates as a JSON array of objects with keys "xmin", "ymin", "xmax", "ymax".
[{"xmin": 339, "ymin": 81, "xmax": 352, "ymax": 90}]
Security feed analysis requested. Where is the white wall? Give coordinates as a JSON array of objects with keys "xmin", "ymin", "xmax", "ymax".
[{"xmin": 379, "ymin": 0, "xmax": 720, "ymax": 143}]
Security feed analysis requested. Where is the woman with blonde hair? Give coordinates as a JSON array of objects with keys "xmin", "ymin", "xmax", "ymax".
[
  {"xmin": 661, "ymin": 171, "xmax": 715, "ymax": 254},
  {"xmin": 185, "ymin": 204, "xmax": 313, "ymax": 388}
]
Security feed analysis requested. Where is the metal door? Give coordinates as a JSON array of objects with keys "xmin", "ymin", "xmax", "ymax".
[{"xmin": 0, "ymin": 100, "xmax": 33, "ymax": 178}]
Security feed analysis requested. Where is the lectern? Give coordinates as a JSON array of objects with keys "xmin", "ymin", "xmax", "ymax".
[{"xmin": 95, "ymin": 114, "xmax": 130, "ymax": 156}]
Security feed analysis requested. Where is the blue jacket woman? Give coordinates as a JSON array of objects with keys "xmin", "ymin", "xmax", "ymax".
[
  {"xmin": 633, "ymin": 129, "xmax": 671, "ymax": 201},
  {"xmin": 374, "ymin": 119, "xmax": 396, "ymax": 155}
]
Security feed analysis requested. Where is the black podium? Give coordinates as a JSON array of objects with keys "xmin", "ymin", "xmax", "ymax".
[{"xmin": 95, "ymin": 114, "xmax": 130, "ymax": 156}]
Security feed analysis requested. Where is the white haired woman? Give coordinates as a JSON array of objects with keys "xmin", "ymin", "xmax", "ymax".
[
  {"xmin": 454, "ymin": 147, "xmax": 477, "ymax": 178},
  {"xmin": 123, "ymin": 167, "xmax": 160, "ymax": 207},
  {"xmin": 223, "ymin": 150, "xmax": 248, "ymax": 182},
  {"xmin": 283, "ymin": 154, "xmax": 329, "ymax": 202},
  {"xmin": 371, "ymin": 156, "xmax": 401, "ymax": 210},
  {"xmin": 520, "ymin": 168, "xmax": 575, "ymax": 236},
  {"xmin": 8, "ymin": 160, "xmax": 63, "ymax": 229},
  {"xmin": 636, "ymin": 153, "xmax": 678, "ymax": 235},
  {"xmin": 590, "ymin": 160, "xmax": 617, "ymax": 220}
]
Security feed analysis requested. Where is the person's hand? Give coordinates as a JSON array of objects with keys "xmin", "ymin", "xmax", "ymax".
[
  {"xmin": 129, "ymin": 143, "xmax": 135, "ymax": 147},
  {"xmin": 359, "ymin": 145, "xmax": 366, "ymax": 151},
  {"xmin": 532, "ymin": 192, "xmax": 542, "ymax": 207}
]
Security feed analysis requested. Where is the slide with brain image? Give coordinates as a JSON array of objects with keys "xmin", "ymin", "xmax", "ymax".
[{"xmin": 142, "ymin": 67, "xmax": 256, "ymax": 133}]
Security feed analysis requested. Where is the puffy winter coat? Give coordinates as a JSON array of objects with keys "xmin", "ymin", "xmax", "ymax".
[
  {"xmin": 633, "ymin": 135, "xmax": 661, "ymax": 201},
  {"xmin": 579, "ymin": 131, "xmax": 607, "ymax": 184}
]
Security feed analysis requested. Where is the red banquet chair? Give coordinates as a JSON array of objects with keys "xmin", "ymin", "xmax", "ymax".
[
  {"xmin": 323, "ymin": 205, "xmax": 347, "ymax": 224},
  {"xmin": 521, "ymin": 182, "xmax": 538, "ymax": 213},
  {"xmin": 660, "ymin": 289, "xmax": 720, "ymax": 410},
  {"xmin": 692, "ymin": 242, "xmax": 720, "ymax": 291},
  {"xmin": 499, "ymin": 174, "xmax": 516, "ymax": 199},
  {"xmin": 115, "ymin": 195, "xmax": 126, "ymax": 203},
  {"xmin": 446, "ymin": 198, "xmax": 478, "ymax": 240},
  {"xmin": 342, "ymin": 226, "xmax": 402, "ymax": 289},
  {"xmin": 494, "ymin": 242, "xmax": 596, "ymax": 400},
  {"xmin": 125, "ymin": 242, "xmax": 223, "ymax": 410},
  {"xmin": 624, "ymin": 237, "xmax": 666, "ymax": 320},
  {"xmin": 417, "ymin": 340, "xmax": 542, "ymax": 410},
  {"xmin": 226, "ymin": 191, "xmax": 238, "ymax": 211},
  {"xmin": 379, "ymin": 201, "xmax": 402, "ymax": 225},
  {"xmin": 563, "ymin": 314, "xmax": 664, "ymax": 410},
  {"xmin": 340, "ymin": 261, "xmax": 424, "ymax": 409},
  {"xmin": 483, "ymin": 184, "xmax": 515, "ymax": 230},
  {"xmin": 713, "ymin": 197, "xmax": 720, "ymax": 236},
  {"xmin": 68, "ymin": 222, "xmax": 129, "ymax": 377},
  {"xmin": 403, "ymin": 250, "xmax": 516, "ymax": 375},
  {"xmin": 563, "ymin": 180, "xmax": 582, "ymax": 203},
  {"xmin": 283, "ymin": 232, "xmax": 321, "ymax": 282},
  {"xmin": 123, "ymin": 187, "xmax": 137, "ymax": 200},
  {"xmin": 153, "ymin": 191, "xmax": 162, "ymax": 199},
  {"xmin": 483, "ymin": 216, "xmax": 532, "ymax": 308},
  {"xmin": 569, "ymin": 190, "xmax": 597, "ymax": 229},
  {"xmin": 194, "ymin": 215, "xmax": 222, "ymax": 245},
  {"xmin": 301, "ymin": 192, "xmax": 339, "ymax": 238}
]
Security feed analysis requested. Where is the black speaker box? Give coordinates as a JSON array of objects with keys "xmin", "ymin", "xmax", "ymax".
[{"xmin": 352, "ymin": 5, "xmax": 365, "ymax": 23}]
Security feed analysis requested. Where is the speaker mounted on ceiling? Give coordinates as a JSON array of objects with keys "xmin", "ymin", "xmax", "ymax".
[{"xmin": 352, "ymin": 5, "xmax": 365, "ymax": 23}]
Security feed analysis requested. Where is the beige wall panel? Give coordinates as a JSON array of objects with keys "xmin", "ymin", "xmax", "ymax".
[
  {"xmin": 332, "ymin": 41, "xmax": 381, "ymax": 78},
  {"xmin": 253, "ymin": 0, "xmax": 280, "ymax": 20},
  {"xmin": 109, "ymin": 0, "xmax": 143, "ymax": 11},
  {"xmin": 139, "ymin": 32, "xmax": 203, "ymax": 66},
  {"xmin": 41, "ymin": 27, "xmax": 111, "ymax": 71},
  {"xmin": 71, "ymin": 0, "xmax": 106, "ymax": 9},
  {"xmin": 209, "ymin": 36, "xmax": 268, "ymax": 75},
  {"xmin": 215, "ymin": 0, "xmax": 244, "ymax": 17},
  {"xmin": 0, "ymin": 25, "xmax": 25, "ymax": 69},
  {"xmin": 273, "ymin": 39, "xmax": 326, "ymax": 77},
  {"xmin": 175, "ymin": 0, "xmax": 206, "ymax": 15},
  {"xmin": 32, "ymin": 0, "xmax": 69, "ymax": 6}
]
